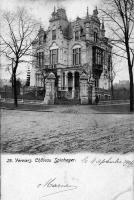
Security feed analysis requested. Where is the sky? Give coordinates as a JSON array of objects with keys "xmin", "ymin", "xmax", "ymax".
[{"xmin": 0, "ymin": 0, "xmax": 132, "ymax": 83}]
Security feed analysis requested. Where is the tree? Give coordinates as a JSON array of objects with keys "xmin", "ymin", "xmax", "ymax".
[
  {"xmin": 100, "ymin": 0, "xmax": 134, "ymax": 111},
  {"xmin": 0, "ymin": 8, "xmax": 39, "ymax": 106},
  {"xmin": 109, "ymin": 56, "xmax": 122, "ymax": 99}
]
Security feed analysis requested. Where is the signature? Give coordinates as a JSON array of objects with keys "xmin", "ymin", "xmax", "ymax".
[{"xmin": 37, "ymin": 177, "xmax": 78, "ymax": 199}]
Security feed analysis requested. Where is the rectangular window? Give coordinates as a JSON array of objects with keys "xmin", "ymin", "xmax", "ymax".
[
  {"xmin": 37, "ymin": 53, "xmax": 39, "ymax": 66},
  {"xmin": 73, "ymin": 48, "xmax": 81, "ymax": 65},
  {"xmin": 50, "ymin": 49, "xmax": 58, "ymax": 65},
  {"xmin": 36, "ymin": 73, "xmax": 43, "ymax": 87},
  {"xmin": 94, "ymin": 32, "xmax": 98, "ymax": 42},
  {"xmin": 63, "ymin": 72, "xmax": 65, "ymax": 89},
  {"xmin": 37, "ymin": 52, "xmax": 44, "ymax": 68},
  {"xmin": 93, "ymin": 47, "xmax": 103, "ymax": 65},
  {"xmin": 52, "ymin": 30, "xmax": 56, "ymax": 40},
  {"xmin": 95, "ymin": 78, "xmax": 99, "ymax": 88},
  {"xmin": 108, "ymin": 54, "xmax": 111, "ymax": 71},
  {"xmin": 75, "ymin": 31, "xmax": 79, "ymax": 41}
]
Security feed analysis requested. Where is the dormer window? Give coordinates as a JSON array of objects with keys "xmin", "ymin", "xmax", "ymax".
[
  {"xmin": 52, "ymin": 29, "xmax": 56, "ymax": 40},
  {"xmin": 39, "ymin": 36, "xmax": 43, "ymax": 45},
  {"xmin": 75, "ymin": 31, "xmax": 79, "ymax": 41}
]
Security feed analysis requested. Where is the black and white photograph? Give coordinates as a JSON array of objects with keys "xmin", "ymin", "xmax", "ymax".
[{"xmin": 0, "ymin": 0, "xmax": 134, "ymax": 199}]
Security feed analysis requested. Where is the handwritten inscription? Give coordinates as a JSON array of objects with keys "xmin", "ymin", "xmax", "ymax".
[
  {"xmin": 81, "ymin": 156, "xmax": 134, "ymax": 167},
  {"xmin": 37, "ymin": 177, "xmax": 77, "ymax": 189},
  {"xmin": 37, "ymin": 177, "xmax": 78, "ymax": 199},
  {"xmin": 5, "ymin": 156, "xmax": 134, "ymax": 167}
]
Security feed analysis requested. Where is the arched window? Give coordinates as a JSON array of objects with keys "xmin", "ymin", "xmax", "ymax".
[
  {"xmin": 75, "ymin": 31, "xmax": 79, "ymax": 40},
  {"xmin": 50, "ymin": 49, "xmax": 58, "ymax": 65},
  {"xmin": 73, "ymin": 48, "xmax": 81, "ymax": 65},
  {"xmin": 52, "ymin": 29, "xmax": 56, "ymax": 40}
]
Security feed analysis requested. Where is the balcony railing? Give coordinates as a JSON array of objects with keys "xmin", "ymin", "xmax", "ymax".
[{"xmin": 93, "ymin": 64, "xmax": 103, "ymax": 71}]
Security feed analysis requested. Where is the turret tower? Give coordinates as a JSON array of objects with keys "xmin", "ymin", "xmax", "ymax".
[{"xmin": 84, "ymin": 7, "xmax": 91, "ymax": 40}]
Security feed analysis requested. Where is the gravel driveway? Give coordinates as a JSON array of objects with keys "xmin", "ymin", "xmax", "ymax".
[{"xmin": 1, "ymin": 106, "xmax": 134, "ymax": 154}]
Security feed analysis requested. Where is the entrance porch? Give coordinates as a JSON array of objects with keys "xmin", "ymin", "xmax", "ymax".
[{"xmin": 59, "ymin": 71, "xmax": 80, "ymax": 100}]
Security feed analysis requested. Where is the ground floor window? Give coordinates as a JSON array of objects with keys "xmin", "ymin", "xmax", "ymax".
[
  {"xmin": 62, "ymin": 72, "xmax": 65, "ymax": 89},
  {"xmin": 36, "ymin": 73, "xmax": 43, "ymax": 87}
]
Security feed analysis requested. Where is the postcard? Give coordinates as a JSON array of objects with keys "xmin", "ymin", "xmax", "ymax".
[{"xmin": 1, "ymin": 0, "xmax": 134, "ymax": 200}]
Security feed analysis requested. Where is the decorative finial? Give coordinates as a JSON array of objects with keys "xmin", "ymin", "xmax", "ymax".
[
  {"xmin": 87, "ymin": 6, "xmax": 89, "ymax": 17},
  {"xmin": 54, "ymin": 6, "xmax": 56, "ymax": 13},
  {"xmin": 93, "ymin": 6, "xmax": 98, "ymax": 16},
  {"xmin": 102, "ymin": 18, "xmax": 105, "ymax": 30}
]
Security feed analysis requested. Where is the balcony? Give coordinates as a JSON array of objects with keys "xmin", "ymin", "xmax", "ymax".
[
  {"xmin": 93, "ymin": 64, "xmax": 103, "ymax": 77},
  {"xmin": 43, "ymin": 64, "xmax": 57, "ymax": 73}
]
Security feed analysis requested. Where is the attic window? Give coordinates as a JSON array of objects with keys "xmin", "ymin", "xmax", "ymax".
[
  {"xmin": 44, "ymin": 34, "xmax": 46, "ymax": 42},
  {"xmin": 52, "ymin": 29, "xmax": 56, "ymax": 40},
  {"xmin": 80, "ymin": 28, "xmax": 83, "ymax": 36},
  {"xmin": 75, "ymin": 31, "xmax": 79, "ymax": 40},
  {"xmin": 39, "ymin": 36, "xmax": 43, "ymax": 45}
]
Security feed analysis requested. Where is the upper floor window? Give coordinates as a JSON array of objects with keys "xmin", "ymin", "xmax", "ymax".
[
  {"xmin": 94, "ymin": 31, "xmax": 98, "ymax": 42},
  {"xmin": 37, "ymin": 52, "xmax": 44, "ymax": 68},
  {"xmin": 75, "ymin": 31, "xmax": 79, "ymax": 41},
  {"xmin": 50, "ymin": 49, "xmax": 58, "ymax": 65},
  {"xmin": 96, "ymin": 48, "xmax": 103, "ymax": 65},
  {"xmin": 103, "ymin": 51, "xmax": 106, "ymax": 65},
  {"xmin": 52, "ymin": 30, "xmax": 56, "ymax": 40},
  {"xmin": 108, "ymin": 54, "xmax": 111, "ymax": 71},
  {"xmin": 95, "ymin": 78, "xmax": 99, "ymax": 88},
  {"xmin": 73, "ymin": 48, "xmax": 81, "ymax": 65},
  {"xmin": 93, "ymin": 47, "xmax": 103, "ymax": 66}
]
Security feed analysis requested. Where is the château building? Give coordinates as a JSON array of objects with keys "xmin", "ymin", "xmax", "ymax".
[{"xmin": 30, "ymin": 6, "xmax": 112, "ymax": 104}]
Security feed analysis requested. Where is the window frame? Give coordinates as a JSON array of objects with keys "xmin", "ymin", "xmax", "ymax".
[
  {"xmin": 50, "ymin": 49, "xmax": 58, "ymax": 65},
  {"xmin": 52, "ymin": 29, "xmax": 56, "ymax": 40},
  {"xmin": 93, "ymin": 47, "xmax": 103, "ymax": 66},
  {"xmin": 75, "ymin": 30, "xmax": 79, "ymax": 41},
  {"xmin": 37, "ymin": 52, "xmax": 44, "ymax": 68},
  {"xmin": 94, "ymin": 31, "xmax": 98, "ymax": 42},
  {"xmin": 73, "ymin": 48, "xmax": 81, "ymax": 66}
]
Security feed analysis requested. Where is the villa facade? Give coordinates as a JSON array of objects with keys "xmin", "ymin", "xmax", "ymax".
[{"xmin": 30, "ymin": 7, "xmax": 112, "ymax": 104}]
